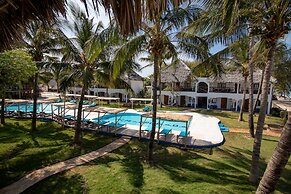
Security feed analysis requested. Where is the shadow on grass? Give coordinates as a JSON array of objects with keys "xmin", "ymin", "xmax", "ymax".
[
  {"xmin": 23, "ymin": 172, "xmax": 88, "ymax": 194},
  {"xmin": 262, "ymin": 137, "xmax": 279, "ymax": 143},
  {"xmin": 0, "ymin": 120, "xmax": 116, "ymax": 189},
  {"xmin": 95, "ymin": 139, "xmax": 290, "ymax": 193}
]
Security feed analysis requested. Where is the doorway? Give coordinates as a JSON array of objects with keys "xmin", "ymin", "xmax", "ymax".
[
  {"xmin": 197, "ymin": 97, "xmax": 207, "ymax": 108},
  {"xmin": 221, "ymin": 98, "xmax": 227, "ymax": 109}
]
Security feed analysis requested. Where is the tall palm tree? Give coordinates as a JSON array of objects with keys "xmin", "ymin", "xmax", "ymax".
[
  {"xmin": 257, "ymin": 110, "xmax": 291, "ymax": 193},
  {"xmin": 198, "ymin": 0, "xmax": 291, "ymax": 184},
  {"xmin": 43, "ymin": 58, "xmax": 72, "ymax": 93},
  {"xmin": 248, "ymin": 1, "xmax": 291, "ymax": 183},
  {"xmin": 112, "ymin": 4, "xmax": 205, "ymax": 162},
  {"xmin": 23, "ymin": 21, "xmax": 59, "ymax": 131},
  {"xmin": 59, "ymin": 5, "xmax": 133, "ymax": 145}
]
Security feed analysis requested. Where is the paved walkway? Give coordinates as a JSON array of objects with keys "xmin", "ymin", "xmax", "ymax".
[{"xmin": 0, "ymin": 136, "xmax": 131, "ymax": 194}]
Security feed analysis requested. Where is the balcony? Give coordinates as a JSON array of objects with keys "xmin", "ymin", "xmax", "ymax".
[{"xmin": 210, "ymin": 87, "xmax": 236, "ymax": 93}]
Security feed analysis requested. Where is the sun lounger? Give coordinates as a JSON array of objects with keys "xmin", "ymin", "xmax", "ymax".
[
  {"xmin": 160, "ymin": 128, "xmax": 172, "ymax": 135},
  {"xmin": 218, "ymin": 123, "xmax": 224, "ymax": 127},
  {"xmin": 69, "ymin": 100, "xmax": 77, "ymax": 103},
  {"xmin": 83, "ymin": 101, "xmax": 89, "ymax": 105},
  {"xmin": 143, "ymin": 106, "xmax": 152, "ymax": 112},
  {"xmin": 159, "ymin": 128, "xmax": 172, "ymax": 140},
  {"xmin": 88, "ymin": 102, "xmax": 97, "ymax": 107},
  {"xmin": 176, "ymin": 130, "xmax": 190, "ymax": 142},
  {"xmin": 220, "ymin": 127, "xmax": 229, "ymax": 132}
]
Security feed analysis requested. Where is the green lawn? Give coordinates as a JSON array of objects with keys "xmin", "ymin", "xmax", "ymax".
[
  {"xmin": 192, "ymin": 109, "xmax": 284, "ymax": 129},
  {"xmin": 97, "ymin": 102, "xmax": 284, "ymax": 129},
  {"xmin": 0, "ymin": 119, "xmax": 116, "ymax": 188},
  {"xmin": 24, "ymin": 133, "xmax": 291, "ymax": 194}
]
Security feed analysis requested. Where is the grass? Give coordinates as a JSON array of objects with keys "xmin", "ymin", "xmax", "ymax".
[
  {"xmin": 0, "ymin": 119, "xmax": 116, "ymax": 188},
  {"xmin": 23, "ymin": 133, "xmax": 291, "ymax": 194},
  {"xmin": 98, "ymin": 102, "xmax": 284, "ymax": 129},
  {"xmin": 193, "ymin": 109, "xmax": 284, "ymax": 129}
]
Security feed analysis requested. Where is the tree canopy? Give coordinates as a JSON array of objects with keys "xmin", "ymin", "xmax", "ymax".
[{"xmin": 0, "ymin": 49, "xmax": 37, "ymax": 95}]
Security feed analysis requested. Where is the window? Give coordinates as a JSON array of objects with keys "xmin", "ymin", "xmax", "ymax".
[{"xmin": 218, "ymin": 83, "xmax": 226, "ymax": 88}]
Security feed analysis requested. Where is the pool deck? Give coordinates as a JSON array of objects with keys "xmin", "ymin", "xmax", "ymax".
[
  {"xmin": 58, "ymin": 108, "xmax": 225, "ymax": 148},
  {"xmin": 4, "ymin": 103, "xmax": 225, "ymax": 148}
]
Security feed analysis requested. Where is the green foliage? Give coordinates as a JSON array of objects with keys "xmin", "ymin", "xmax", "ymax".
[
  {"xmin": 24, "ymin": 133, "xmax": 291, "ymax": 193},
  {"xmin": 0, "ymin": 49, "xmax": 37, "ymax": 95},
  {"xmin": 0, "ymin": 119, "xmax": 115, "ymax": 188}
]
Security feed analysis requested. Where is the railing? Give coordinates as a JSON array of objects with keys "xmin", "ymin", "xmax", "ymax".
[{"xmin": 209, "ymin": 87, "xmax": 236, "ymax": 93}]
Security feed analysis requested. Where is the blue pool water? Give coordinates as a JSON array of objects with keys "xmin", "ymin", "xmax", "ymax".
[
  {"xmin": 5, "ymin": 103, "xmax": 56, "ymax": 113},
  {"xmin": 93, "ymin": 113, "xmax": 191, "ymax": 132}
]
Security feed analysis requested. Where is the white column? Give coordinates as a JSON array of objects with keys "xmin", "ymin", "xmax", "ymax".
[
  {"xmin": 237, "ymin": 83, "xmax": 239, "ymax": 94},
  {"xmin": 194, "ymin": 97, "xmax": 197, "ymax": 108},
  {"xmin": 207, "ymin": 97, "xmax": 209, "ymax": 109}
]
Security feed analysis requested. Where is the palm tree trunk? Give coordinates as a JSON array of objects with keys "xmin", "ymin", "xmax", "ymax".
[
  {"xmin": 1, "ymin": 96, "xmax": 5, "ymax": 125},
  {"xmin": 248, "ymin": 38, "xmax": 255, "ymax": 137},
  {"xmin": 253, "ymin": 68, "xmax": 265, "ymax": 113},
  {"xmin": 238, "ymin": 76, "xmax": 247, "ymax": 121},
  {"xmin": 256, "ymin": 112, "xmax": 291, "ymax": 193},
  {"xmin": 249, "ymin": 44, "xmax": 275, "ymax": 184},
  {"xmin": 32, "ymin": 73, "xmax": 38, "ymax": 131},
  {"xmin": 74, "ymin": 86, "xmax": 86, "ymax": 145},
  {"xmin": 159, "ymin": 63, "xmax": 162, "ymax": 108},
  {"xmin": 148, "ymin": 55, "xmax": 159, "ymax": 163}
]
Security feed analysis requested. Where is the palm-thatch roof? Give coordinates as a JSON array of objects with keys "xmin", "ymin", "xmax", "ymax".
[
  {"xmin": 0, "ymin": 0, "xmax": 67, "ymax": 51},
  {"xmin": 159, "ymin": 61, "xmax": 191, "ymax": 83},
  {"xmin": 210, "ymin": 70, "xmax": 274, "ymax": 83},
  {"xmin": 121, "ymin": 71, "xmax": 143, "ymax": 81}
]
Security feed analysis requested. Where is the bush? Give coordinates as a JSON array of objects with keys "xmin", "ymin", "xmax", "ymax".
[{"xmin": 270, "ymin": 107, "xmax": 281, "ymax": 117}]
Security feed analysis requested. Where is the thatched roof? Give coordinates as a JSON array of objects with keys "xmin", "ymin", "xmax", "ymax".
[
  {"xmin": 0, "ymin": 0, "xmax": 67, "ymax": 51},
  {"xmin": 210, "ymin": 70, "xmax": 274, "ymax": 83},
  {"xmin": 121, "ymin": 71, "xmax": 143, "ymax": 81},
  {"xmin": 159, "ymin": 61, "xmax": 192, "ymax": 83}
]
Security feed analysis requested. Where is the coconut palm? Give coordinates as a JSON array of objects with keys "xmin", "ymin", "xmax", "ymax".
[
  {"xmin": 196, "ymin": 0, "xmax": 291, "ymax": 184},
  {"xmin": 112, "ymin": 3, "xmax": 207, "ymax": 162},
  {"xmin": 247, "ymin": 1, "xmax": 291, "ymax": 183},
  {"xmin": 23, "ymin": 21, "xmax": 59, "ymax": 131},
  {"xmin": 42, "ymin": 58, "xmax": 72, "ymax": 93},
  {"xmin": 59, "ymin": 5, "xmax": 135, "ymax": 145},
  {"xmin": 0, "ymin": 0, "xmax": 66, "ymax": 51},
  {"xmin": 257, "ymin": 111, "xmax": 291, "ymax": 193}
]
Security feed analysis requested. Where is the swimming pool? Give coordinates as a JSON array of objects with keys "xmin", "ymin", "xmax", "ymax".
[
  {"xmin": 93, "ymin": 112, "xmax": 191, "ymax": 132},
  {"xmin": 5, "ymin": 103, "xmax": 56, "ymax": 114}
]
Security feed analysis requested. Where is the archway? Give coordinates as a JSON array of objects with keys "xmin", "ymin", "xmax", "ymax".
[{"xmin": 197, "ymin": 82, "xmax": 208, "ymax": 93}]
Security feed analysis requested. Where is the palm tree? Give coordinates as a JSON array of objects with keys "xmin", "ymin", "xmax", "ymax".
[
  {"xmin": 237, "ymin": 65, "xmax": 249, "ymax": 122},
  {"xmin": 248, "ymin": 1, "xmax": 291, "ymax": 183},
  {"xmin": 59, "ymin": 5, "xmax": 133, "ymax": 145},
  {"xmin": 112, "ymin": 4, "xmax": 205, "ymax": 162},
  {"xmin": 43, "ymin": 58, "xmax": 72, "ymax": 93},
  {"xmin": 23, "ymin": 21, "xmax": 59, "ymax": 131},
  {"xmin": 0, "ymin": 0, "xmax": 66, "ymax": 51},
  {"xmin": 257, "ymin": 110, "xmax": 291, "ymax": 193},
  {"xmin": 197, "ymin": 0, "xmax": 291, "ymax": 184}
]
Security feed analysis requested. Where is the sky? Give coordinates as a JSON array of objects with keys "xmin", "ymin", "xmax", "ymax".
[{"xmin": 67, "ymin": 0, "xmax": 291, "ymax": 78}]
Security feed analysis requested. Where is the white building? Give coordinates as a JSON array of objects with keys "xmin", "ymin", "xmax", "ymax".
[
  {"xmin": 68, "ymin": 71, "xmax": 144, "ymax": 102},
  {"xmin": 155, "ymin": 61, "xmax": 273, "ymax": 114}
]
